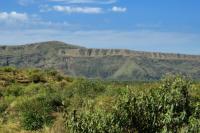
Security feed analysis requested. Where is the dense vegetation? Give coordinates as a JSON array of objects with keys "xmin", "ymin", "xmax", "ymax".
[{"xmin": 0, "ymin": 67, "xmax": 199, "ymax": 133}]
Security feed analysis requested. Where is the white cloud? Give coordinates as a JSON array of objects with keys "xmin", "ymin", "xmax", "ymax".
[
  {"xmin": 49, "ymin": 0, "xmax": 117, "ymax": 4},
  {"xmin": 0, "ymin": 11, "xmax": 28, "ymax": 23},
  {"xmin": 0, "ymin": 11, "xmax": 78, "ymax": 31},
  {"xmin": 41, "ymin": 5, "xmax": 128, "ymax": 14},
  {"xmin": 18, "ymin": 0, "xmax": 35, "ymax": 6},
  {"xmin": 112, "ymin": 6, "xmax": 127, "ymax": 12},
  {"xmin": 18, "ymin": 0, "xmax": 117, "ymax": 6},
  {"xmin": 51, "ymin": 5, "xmax": 103, "ymax": 14}
]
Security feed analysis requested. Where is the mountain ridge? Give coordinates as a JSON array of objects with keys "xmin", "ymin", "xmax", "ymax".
[
  {"xmin": 1, "ymin": 41, "xmax": 199, "ymax": 56},
  {"xmin": 0, "ymin": 41, "xmax": 200, "ymax": 80}
]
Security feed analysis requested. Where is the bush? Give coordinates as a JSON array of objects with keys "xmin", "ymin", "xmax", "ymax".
[
  {"xmin": 187, "ymin": 116, "xmax": 200, "ymax": 132},
  {"xmin": 70, "ymin": 79, "xmax": 106, "ymax": 98},
  {"xmin": 45, "ymin": 69, "xmax": 58, "ymax": 76},
  {"xmin": 28, "ymin": 69, "xmax": 46, "ymax": 83},
  {"xmin": 0, "ymin": 101, "xmax": 8, "ymax": 114},
  {"xmin": 113, "ymin": 75, "xmax": 191, "ymax": 132},
  {"xmin": 46, "ymin": 93, "xmax": 63, "ymax": 112},
  {"xmin": 18, "ymin": 96, "xmax": 57, "ymax": 130},
  {"xmin": 67, "ymin": 108, "xmax": 122, "ymax": 133},
  {"xmin": 0, "ymin": 66, "xmax": 16, "ymax": 72},
  {"xmin": 3, "ymin": 85, "xmax": 24, "ymax": 97},
  {"xmin": 186, "ymin": 102, "xmax": 200, "ymax": 132},
  {"xmin": 0, "ymin": 99, "xmax": 11, "ymax": 122},
  {"xmin": 19, "ymin": 100, "xmax": 52, "ymax": 130},
  {"xmin": 67, "ymin": 75, "xmax": 198, "ymax": 132}
]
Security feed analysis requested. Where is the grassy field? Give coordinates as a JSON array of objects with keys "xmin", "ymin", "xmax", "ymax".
[{"xmin": 0, "ymin": 67, "xmax": 199, "ymax": 133}]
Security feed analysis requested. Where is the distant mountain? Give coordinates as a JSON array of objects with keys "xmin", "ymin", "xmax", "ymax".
[{"xmin": 0, "ymin": 41, "xmax": 200, "ymax": 80}]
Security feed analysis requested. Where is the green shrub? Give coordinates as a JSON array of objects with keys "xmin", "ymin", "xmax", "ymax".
[
  {"xmin": 186, "ymin": 102, "xmax": 200, "ymax": 132},
  {"xmin": 1, "ymin": 95, "xmax": 16, "ymax": 113},
  {"xmin": 23, "ymin": 83, "xmax": 42, "ymax": 95},
  {"xmin": 0, "ymin": 101, "xmax": 8, "ymax": 114},
  {"xmin": 67, "ymin": 108, "xmax": 122, "ymax": 133},
  {"xmin": 55, "ymin": 74, "xmax": 64, "ymax": 82},
  {"xmin": 19, "ymin": 97, "xmax": 54, "ymax": 130},
  {"xmin": 3, "ymin": 84, "xmax": 24, "ymax": 97},
  {"xmin": 45, "ymin": 68, "xmax": 58, "ymax": 76},
  {"xmin": 28, "ymin": 69, "xmax": 46, "ymax": 83},
  {"xmin": 0, "ymin": 98, "xmax": 11, "ymax": 122},
  {"xmin": 0, "ymin": 66, "xmax": 16, "ymax": 72},
  {"xmin": 187, "ymin": 116, "xmax": 200, "ymax": 132},
  {"xmin": 23, "ymin": 83, "xmax": 55, "ymax": 96},
  {"xmin": 68, "ymin": 75, "xmax": 198, "ymax": 132},
  {"xmin": 46, "ymin": 93, "xmax": 63, "ymax": 112},
  {"xmin": 70, "ymin": 79, "xmax": 106, "ymax": 98},
  {"xmin": 113, "ymin": 75, "xmax": 191, "ymax": 132},
  {"xmin": 31, "ymin": 73, "xmax": 46, "ymax": 83},
  {"xmin": 20, "ymin": 110, "xmax": 46, "ymax": 130},
  {"xmin": 17, "ymin": 87, "xmax": 64, "ymax": 130}
]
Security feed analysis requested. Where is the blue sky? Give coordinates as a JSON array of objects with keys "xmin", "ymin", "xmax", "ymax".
[{"xmin": 0, "ymin": 0, "xmax": 200, "ymax": 54}]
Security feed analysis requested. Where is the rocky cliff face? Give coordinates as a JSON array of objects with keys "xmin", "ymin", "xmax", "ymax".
[
  {"xmin": 0, "ymin": 41, "xmax": 200, "ymax": 80},
  {"xmin": 59, "ymin": 48, "xmax": 200, "ymax": 60}
]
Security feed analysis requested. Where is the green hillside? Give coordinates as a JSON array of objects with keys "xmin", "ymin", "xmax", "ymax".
[{"xmin": 0, "ymin": 41, "xmax": 200, "ymax": 80}]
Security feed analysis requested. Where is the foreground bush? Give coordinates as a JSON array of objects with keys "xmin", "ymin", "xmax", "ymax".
[
  {"xmin": 3, "ymin": 84, "xmax": 24, "ymax": 97},
  {"xmin": 67, "ymin": 75, "xmax": 200, "ymax": 133},
  {"xmin": 67, "ymin": 109, "xmax": 122, "ymax": 133},
  {"xmin": 19, "ymin": 98, "xmax": 53, "ymax": 130},
  {"xmin": 18, "ymin": 93, "xmax": 63, "ymax": 130}
]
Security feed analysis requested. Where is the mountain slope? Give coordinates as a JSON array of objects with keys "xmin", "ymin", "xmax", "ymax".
[{"xmin": 0, "ymin": 41, "xmax": 200, "ymax": 80}]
